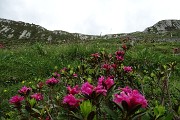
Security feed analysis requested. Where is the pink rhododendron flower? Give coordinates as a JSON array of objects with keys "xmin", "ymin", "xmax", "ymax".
[
  {"xmin": 91, "ymin": 53, "xmax": 100, "ymax": 58},
  {"xmin": 9, "ymin": 95, "xmax": 24, "ymax": 106},
  {"xmin": 63, "ymin": 94, "xmax": 81, "ymax": 106},
  {"xmin": 115, "ymin": 50, "xmax": 125, "ymax": 56},
  {"xmin": 102, "ymin": 63, "xmax": 112, "ymax": 71},
  {"xmin": 31, "ymin": 93, "xmax": 43, "ymax": 101},
  {"xmin": 94, "ymin": 85, "xmax": 107, "ymax": 96},
  {"xmin": 116, "ymin": 56, "xmax": 124, "ymax": 61},
  {"xmin": 18, "ymin": 86, "xmax": 31, "ymax": 96},
  {"xmin": 53, "ymin": 72, "xmax": 60, "ymax": 78},
  {"xmin": 98, "ymin": 76, "xmax": 114, "ymax": 90},
  {"xmin": 98, "ymin": 76, "xmax": 105, "ymax": 85},
  {"xmin": 104, "ymin": 77, "xmax": 114, "ymax": 89},
  {"xmin": 81, "ymin": 82, "xmax": 94, "ymax": 95},
  {"xmin": 119, "ymin": 86, "xmax": 132, "ymax": 94},
  {"xmin": 67, "ymin": 85, "xmax": 80, "ymax": 95},
  {"xmin": 113, "ymin": 86, "xmax": 148, "ymax": 109},
  {"xmin": 46, "ymin": 77, "xmax": 59, "ymax": 86},
  {"xmin": 123, "ymin": 66, "xmax": 133, "ymax": 73},
  {"xmin": 115, "ymin": 50, "xmax": 125, "ymax": 61},
  {"xmin": 111, "ymin": 64, "xmax": 117, "ymax": 69},
  {"xmin": 130, "ymin": 90, "xmax": 148, "ymax": 108}
]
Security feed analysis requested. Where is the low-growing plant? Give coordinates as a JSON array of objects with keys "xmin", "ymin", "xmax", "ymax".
[{"xmin": 1, "ymin": 41, "xmax": 179, "ymax": 120}]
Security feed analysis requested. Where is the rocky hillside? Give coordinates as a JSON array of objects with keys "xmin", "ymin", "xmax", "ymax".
[
  {"xmin": 0, "ymin": 18, "xmax": 103, "ymax": 44},
  {"xmin": 0, "ymin": 18, "xmax": 180, "ymax": 45},
  {"xmin": 144, "ymin": 19, "xmax": 180, "ymax": 33}
]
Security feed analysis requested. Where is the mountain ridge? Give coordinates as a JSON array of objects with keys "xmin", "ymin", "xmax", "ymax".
[
  {"xmin": 144, "ymin": 19, "xmax": 180, "ymax": 33},
  {"xmin": 0, "ymin": 18, "xmax": 180, "ymax": 45}
]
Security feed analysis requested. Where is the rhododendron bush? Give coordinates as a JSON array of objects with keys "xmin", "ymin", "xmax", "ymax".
[{"xmin": 8, "ymin": 44, "xmax": 177, "ymax": 120}]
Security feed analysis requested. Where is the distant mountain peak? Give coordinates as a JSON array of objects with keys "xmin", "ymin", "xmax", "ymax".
[{"xmin": 144, "ymin": 19, "xmax": 180, "ymax": 33}]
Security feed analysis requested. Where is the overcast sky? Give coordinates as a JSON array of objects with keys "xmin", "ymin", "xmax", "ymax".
[{"xmin": 0, "ymin": 0, "xmax": 180, "ymax": 35}]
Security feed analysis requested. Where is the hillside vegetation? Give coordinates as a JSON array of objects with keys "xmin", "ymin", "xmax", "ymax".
[
  {"xmin": 0, "ymin": 18, "xmax": 180, "ymax": 119},
  {"xmin": 0, "ymin": 39, "xmax": 180, "ymax": 119}
]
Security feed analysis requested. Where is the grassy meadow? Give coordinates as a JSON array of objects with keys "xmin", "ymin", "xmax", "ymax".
[{"xmin": 0, "ymin": 39, "xmax": 180, "ymax": 119}]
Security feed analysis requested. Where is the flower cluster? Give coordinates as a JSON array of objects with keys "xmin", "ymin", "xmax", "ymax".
[
  {"xmin": 102, "ymin": 63, "xmax": 117, "ymax": 71},
  {"xmin": 102, "ymin": 63, "xmax": 112, "ymax": 71},
  {"xmin": 97, "ymin": 76, "xmax": 114, "ymax": 90},
  {"xmin": 9, "ymin": 95, "xmax": 24, "ymax": 106},
  {"xmin": 46, "ymin": 77, "xmax": 59, "ymax": 86},
  {"xmin": 123, "ymin": 66, "xmax": 133, "ymax": 73},
  {"xmin": 63, "ymin": 94, "xmax": 81, "ymax": 107},
  {"xmin": 18, "ymin": 86, "xmax": 32, "ymax": 96},
  {"xmin": 63, "ymin": 76, "xmax": 115, "ymax": 107},
  {"xmin": 81, "ymin": 82, "xmax": 94, "ymax": 95},
  {"xmin": 115, "ymin": 50, "xmax": 125, "ymax": 61},
  {"xmin": 8, "ymin": 47, "xmax": 150, "ymax": 120},
  {"xmin": 113, "ymin": 86, "xmax": 148, "ymax": 109},
  {"xmin": 53, "ymin": 72, "xmax": 60, "ymax": 78},
  {"xmin": 31, "ymin": 93, "xmax": 43, "ymax": 101},
  {"xmin": 67, "ymin": 85, "xmax": 80, "ymax": 95}
]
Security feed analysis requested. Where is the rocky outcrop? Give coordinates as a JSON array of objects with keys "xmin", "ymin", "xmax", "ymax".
[
  {"xmin": 144, "ymin": 20, "xmax": 180, "ymax": 33},
  {"xmin": 0, "ymin": 18, "xmax": 101, "ymax": 42}
]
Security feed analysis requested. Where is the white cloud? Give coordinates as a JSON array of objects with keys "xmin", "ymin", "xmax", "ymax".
[{"xmin": 0, "ymin": 0, "xmax": 180, "ymax": 35}]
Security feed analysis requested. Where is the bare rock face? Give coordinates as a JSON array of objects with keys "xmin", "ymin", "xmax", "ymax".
[{"xmin": 144, "ymin": 20, "xmax": 180, "ymax": 33}]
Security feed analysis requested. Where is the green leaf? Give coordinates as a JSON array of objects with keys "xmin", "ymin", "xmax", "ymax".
[
  {"xmin": 80, "ymin": 100, "xmax": 95, "ymax": 118},
  {"xmin": 154, "ymin": 105, "xmax": 165, "ymax": 117},
  {"xmin": 102, "ymin": 105, "xmax": 118, "ymax": 119},
  {"xmin": 132, "ymin": 111, "xmax": 146, "ymax": 120},
  {"xmin": 32, "ymin": 108, "xmax": 41, "ymax": 115},
  {"xmin": 29, "ymin": 98, "xmax": 36, "ymax": 107},
  {"xmin": 164, "ymin": 113, "xmax": 173, "ymax": 120},
  {"xmin": 70, "ymin": 111, "xmax": 82, "ymax": 120},
  {"xmin": 178, "ymin": 106, "xmax": 180, "ymax": 115}
]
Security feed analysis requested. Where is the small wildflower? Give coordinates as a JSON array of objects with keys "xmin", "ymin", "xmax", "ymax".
[
  {"xmin": 9, "ymin": 95, "xmax": 24, "ymax": 106},
  {"xmin": 113, "ymin": 86, "xmax": 148, "ymax": 109},
  {"xmin": 104, "ymin": 77, "xmax": 114, "ymax": 89},
  {"xmin": 98, "ymin": 76, "xmax": 114, "ymax": 90},
  {"xmin": 63, "ymin": 94, "xmax": 81, "ymax": 106},
  {"xmin": 102, "ymin": 63, "xmax": 112, "ymax": 71},
  {"xmin": 31, "ymin": 93, "xmax": 43, "ymax": 101},
  {"xmin": 67, "ymin": 85, "xmax": 80, "ymax": 95},
  {"xmin": 18, "ymin": 86, "xmax": 31, "ymax": 96},
  {"xmin": 53, "ymin": 72, "xmax": 60, "ymax": 78},
  {"xmin": 94, "ymin": 85, "xmax": 107, "ymax": 96},
  {"xmin": 111, "ymin": 64, "xmax": 117, "ymax": 69},
  {"xmin": 46, "ymin": 77, "xmax": 59, "ymax": 86},
  {"xmin": 81, "ymin": 82, "xmax": 94, "ymax": 95},
  {"xmin": 123, "ymin": 66, "xmax": 133, "ymax": 73}
]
